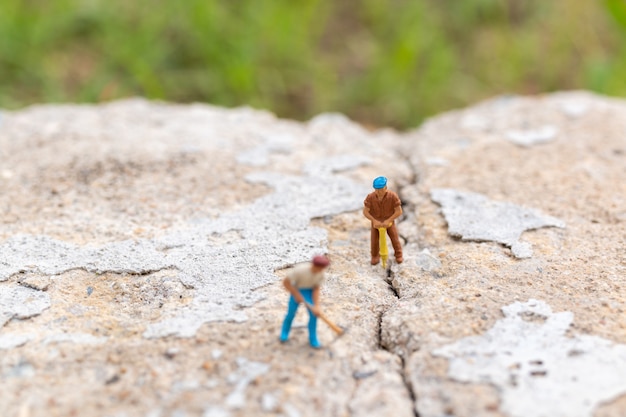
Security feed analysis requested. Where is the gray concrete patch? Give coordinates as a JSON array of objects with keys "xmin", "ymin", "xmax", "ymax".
[
  {"xmin": 431, "ymin": 188, "xmax": 565, "ymax": 258},
  {"xmin": 434, "ymin": 299, "xmax": 626, "ymax": 417}
]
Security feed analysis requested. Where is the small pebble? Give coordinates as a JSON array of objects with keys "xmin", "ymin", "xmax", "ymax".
[
  {"xmin": 165, "ymin": 347, "xmax": 180, "ymax": 359},
  {"xmin": 352, "ymin": 370, "xmax": 378, "ymax": 380}
]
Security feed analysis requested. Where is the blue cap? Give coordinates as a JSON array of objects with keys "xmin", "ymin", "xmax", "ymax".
[{"xmin": 373, "ymin": 176, "xmax": 387, "ymax": 189}]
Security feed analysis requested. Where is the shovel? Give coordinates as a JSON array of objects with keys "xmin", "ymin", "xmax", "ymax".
[
  {"xmin": 303, "ymin": 301, "xmax": 344, "ymax": 335},
  {"xmin": 293, "ymin": 288, "xmax": 344, "ymax": 335}
]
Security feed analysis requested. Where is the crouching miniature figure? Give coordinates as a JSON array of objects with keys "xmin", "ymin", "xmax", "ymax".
[
  {"xmin": 363, "ymin": 176, "xmax": 403, "ymax": 265},
  {"xmin": 280, "ymin": 255, "xmax": 330, "ymax": 349}
]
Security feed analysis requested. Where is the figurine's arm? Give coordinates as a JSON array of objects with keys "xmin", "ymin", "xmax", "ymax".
[
  {"xmin": 363, "ymin": 206, "xmax": 383, "ymax": 229},
  {"xmin": 384, "ymin": 205, "xmax": 403, "ymax": 226},
  {"xmin": 283, "ymin": 278, "xmax": 305, "ymax": 304}
]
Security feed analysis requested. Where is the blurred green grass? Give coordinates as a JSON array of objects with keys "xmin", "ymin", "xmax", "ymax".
[{"xmin": 1, "ymin": 0, "xmax": 625, "ymax": 128}]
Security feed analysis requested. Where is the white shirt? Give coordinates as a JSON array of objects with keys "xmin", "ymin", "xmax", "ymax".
[{"xmin": 286, "ymin": 263, "xmax": 325, "ymax": 288}]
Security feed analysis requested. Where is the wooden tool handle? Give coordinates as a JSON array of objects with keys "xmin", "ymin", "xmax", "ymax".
[
  {"xmin": 319, "ymin": 313, "xmax": 344, "ymax": 335},
  {"xmin": 304, "ymin": 302, "xmax": 344, "ymax": 335}
]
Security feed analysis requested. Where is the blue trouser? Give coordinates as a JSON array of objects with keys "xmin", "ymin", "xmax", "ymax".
[{"xmin": 280, "ymin": 288, "xmax": 319, "ymax": 346}]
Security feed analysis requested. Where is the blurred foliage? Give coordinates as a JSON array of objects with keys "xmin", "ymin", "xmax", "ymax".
[{"xmin": 0, "ymin": 0, "xmax": 625, "ymax": 128}]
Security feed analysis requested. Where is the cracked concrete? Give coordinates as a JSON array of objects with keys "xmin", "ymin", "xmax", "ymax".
[{"xmin": 1, "ymin": 91, "xmax": 625, "ymax": 416}]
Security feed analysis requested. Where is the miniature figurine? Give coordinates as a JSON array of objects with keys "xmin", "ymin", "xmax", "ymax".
[
  {"xmin": 363, "ymin": 176, "xmax": 403, "ymax": 265},
  {"xmin": 280, "ymin": 255, "xmax": 330, "ymax": 348}
]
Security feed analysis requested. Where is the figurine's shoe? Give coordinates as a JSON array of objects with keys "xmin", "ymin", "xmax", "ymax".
[
  {"xmin": 395, "ymin": 256, "xmax": 403, "ymax": 264},
  {"xmin": 371, "ymin": 257, "xmax": 380, "ymax": 265},
  {"xmin": 279, "ymin": 336, "xmax": 288, "ymax": 343},
  {"xmin": 309, "ymin": 339, "xmax": 322, "ymax": 349}
]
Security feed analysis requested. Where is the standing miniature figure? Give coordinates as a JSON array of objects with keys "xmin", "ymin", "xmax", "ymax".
[
  {"xmin": 280, "ymin": 255, "xmax": 330, "ymax": 349},
  {"xmin": 363, "ymin": 176, "xmax": 403, "ymax": 265}
]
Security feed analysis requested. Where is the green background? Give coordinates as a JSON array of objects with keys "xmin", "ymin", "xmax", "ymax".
[{"xmin": 1, "ymin": 0, "xmax": 626, "ymax": 128}]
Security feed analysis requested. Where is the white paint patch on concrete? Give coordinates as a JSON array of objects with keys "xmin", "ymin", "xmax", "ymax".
[
  {"xmin": 261, "ymin": 392, "xmax": 279, "ymax": 412},
  {"xmin": 303, "ymin": 154, "xmax": 371, "ymax": 176},
  {"xmin": 224, "ymin": 357, "xmax": 270, "ymax": 409},
  {"xmin": 0, "ymin": 334, "xmax": 32, "ymax": 350},
  {"xmin": 424, "ymin": 157, "xmax": 449, "ymax": 167},
  {"xmin": 559, "ymin": 101, "xmax": 589, "ymax": 118},
  {"xmin": 236, "ymin": 133, "xmax": 295, "ymax": 166},
  {"xmin": 505, "ymin": 125, "xmax": 558, "ymax": 147},
  {"xmin": 0, "ymin": 285, "xmax": 51, "ymax": 321},
  {"xmin": 434, "ymin": 299, "xmax": 626, "ymax": 417},
  {"xmin": 414, "ymin": 249, "xmax": 442, "ymax": 272},
  {"xmin": 43, "ymin": 333, "xmax": 108, "ymax": 345},
  {"xmin": 0, "ymin": 235, "xmax": 171, "ymax": 281},
  {"xmin": 202, "ymin": 406, "xmax": 230, "ymax": 417},
  {"xmin": 431, "ymin": 189, "xmax": 565, "ymax": 258}
]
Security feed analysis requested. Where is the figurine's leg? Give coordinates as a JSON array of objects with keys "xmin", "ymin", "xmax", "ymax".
[
  {"xmin": 280, "ymin": 295, "xmax": 299, "ymax": 342},
  {"xmin": 301, "ymin": 289, "xmax": 320, "ymax": 348},
  {"xmin": 370, "ymin": 228, "xmax": 380, "ymax": 265},
  {"xmin": 387, "ymin": 223, "xmax": 403, "ymax": 263}
]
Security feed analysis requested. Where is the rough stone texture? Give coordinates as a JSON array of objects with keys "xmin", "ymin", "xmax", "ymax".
[
  {"xmin": 224, "ymin": 358, "xmax": 271, "ymax": 409},
  {"xmin": 1, "ymin": 92, "xmax": 625, "ymax": 417}
]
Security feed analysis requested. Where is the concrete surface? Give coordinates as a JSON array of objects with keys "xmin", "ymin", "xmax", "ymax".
[{"xmin": 0, "ymin": 92, "xmax": 624, "ymax": 417}]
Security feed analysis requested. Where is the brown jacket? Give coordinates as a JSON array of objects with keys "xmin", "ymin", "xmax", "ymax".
[{"xmin": 363, "ymin": 190, "xmax": 401, "ymax": 222}]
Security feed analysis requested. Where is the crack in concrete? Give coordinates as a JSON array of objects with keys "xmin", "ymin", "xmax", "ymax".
[
  {"xmin": 384, "ymin": 268, "xmax": 400, "ymax": 299},
  {"xmin": 369, "ymin": 153, "xmax": 424, "ymax": 417},
  {"xmin": 376, "ymin": 283, "xmax": 420, "ymax": 417},
  {"xmin": 398, "ymin": 355, "xmax": 419, "ymax": 417},
  {"xmin": 369, "ymin": 168, "xmax": 422, "ymax": 417}
]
